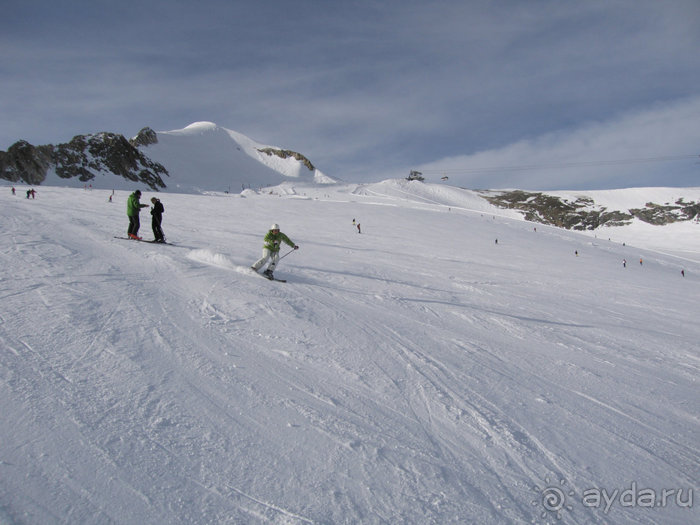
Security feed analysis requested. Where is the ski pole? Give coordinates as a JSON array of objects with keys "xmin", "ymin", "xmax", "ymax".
[{"xmin": 278, "ymin": 247, "xmax": 296, "ymax": 261}]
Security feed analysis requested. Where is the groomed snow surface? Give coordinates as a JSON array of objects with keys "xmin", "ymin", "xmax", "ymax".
[{"xmin": 1, "ymin": 183, "xmax": 698, "ymax": 524}]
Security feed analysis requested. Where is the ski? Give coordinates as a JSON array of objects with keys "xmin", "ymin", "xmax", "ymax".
[
  {"xmin": 260, "ymin": 273, "xmax": 286, "ymax": 282},
  {"xmin": 143, "ymin": 240, "xmax": 174, "ymax": 245},
  {"xmin": 114, "ymin": 236, "xmax": 174, "ymax": 245},
  {"xmin": 250, "ymin": 268, "xmax": 286, "ymax": 282}
]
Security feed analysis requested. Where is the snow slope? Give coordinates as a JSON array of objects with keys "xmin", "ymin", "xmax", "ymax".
[
  {"xmin": 330, "ymin": 179, "xmax": 700, "ymax": 261},
  {"xmin": 0, "ymin": 183, "xmax": 698, "ymax": 524},
  {"xmin": 545, "ymin": 187, "xmax": 700, "ymax": 262}
]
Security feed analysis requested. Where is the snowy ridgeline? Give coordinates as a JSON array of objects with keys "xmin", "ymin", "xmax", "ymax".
[{"xmin": 0, "ymin": 184, "xmax": 698, "ymax": 524}]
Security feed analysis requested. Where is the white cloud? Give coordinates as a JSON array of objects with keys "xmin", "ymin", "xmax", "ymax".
[{"xmin": 413, "ymin": 96, "xmax": 700, "ymax": 190}]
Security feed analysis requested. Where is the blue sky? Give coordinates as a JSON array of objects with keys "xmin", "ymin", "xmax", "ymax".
[{"xmin": 1, "ymin": 0, "xmax": 699, "ymax": 189}]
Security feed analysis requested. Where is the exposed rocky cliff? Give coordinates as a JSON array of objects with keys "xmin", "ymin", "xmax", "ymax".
[
  {"xmin": 0, "ymin": 128, "xmax": 168, "ymax": 190},
  {"xmin": 130, "ymin": 127, "xmax": 159, "ymax": 148},
  {"xmin": 0, "ymin": 141, "xmax": 55, "ymax": 185},
  {"xmin": 482, "ymin": 190, "xmax": 700, "ymax": 230},
  {"xmin": 257, "ymin": 147, "xmax": 316, "ymax": 171}
]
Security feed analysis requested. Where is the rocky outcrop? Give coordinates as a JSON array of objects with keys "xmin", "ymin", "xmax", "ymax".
[
  {"xmin": 482, "ymin": 190, "xmax": 700, "ymax": 230},
  {"xmin": 0, "ymin": 140, "xmax": 55, "ymax": 185},
  {"xmin": 628, "ymin": 199, "xmax": 700, "ymax": 225},
  {"xmin": 257, "ymin": 147, "xmax": 315, "ymax": 171},
  {"xmin": 130, "ymin": 127, "xmax": 158, "ymax": 147},
  {"xmin": 0, "ymin": 131, "xmax": 168, "ymax": 190}
]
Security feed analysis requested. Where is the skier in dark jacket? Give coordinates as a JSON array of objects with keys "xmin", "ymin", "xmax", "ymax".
[
  {"xmin": 126, "ymin": 190, "xmax": 148, "ymax": 239},
  {"xmin": 150, "ymin": 197, "xmax": 165, "ymax": 243}
]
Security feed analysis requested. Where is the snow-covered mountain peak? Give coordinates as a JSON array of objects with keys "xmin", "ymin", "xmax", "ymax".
[
  {"xmin": 139, "ymin": 122, "xmax": 336, "ymax": 193},
  {"xmin": 178, "ymin": 121, "xmax": 219, "ymax": 134},
  {"xmin": 0, "ymin": 121, "xmax": 336, "ymax": 193}
]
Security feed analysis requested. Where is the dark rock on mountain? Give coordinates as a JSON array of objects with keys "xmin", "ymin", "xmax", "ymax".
[
  {"xmin": 130, "ymin": 127, "xmax": 158, "ymax": 147},
  {"xmin": 628, "ymin": 199, "xmax": 700, "ymax": 225},
  {"xmin": 0, "ymin": 131, "xmax": 168, "ymax": 190},
  {"xmin": 482, "ymin": 190, "xmax": 700, "ymax": 229},
  {"xmin": 257, "ymin": 147, "xmax": 315, "ymax": 171},
  {"xmin": 0, "ymin": 140, "xmax": 55, "ymax": 185}
]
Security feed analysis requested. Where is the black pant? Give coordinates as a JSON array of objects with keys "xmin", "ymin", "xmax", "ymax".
[
  {"xmin": 152, "ymin": 215, "xmax": 165, "ymax": 241},
  {"xmin": 128, "ymin": 215, "xmax": 140, "ymax": 236}
]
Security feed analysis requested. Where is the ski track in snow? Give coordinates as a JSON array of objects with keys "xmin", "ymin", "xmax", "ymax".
[{"xmin": 0, "ymin": 184, "xmax": 698, "ymax": 524}]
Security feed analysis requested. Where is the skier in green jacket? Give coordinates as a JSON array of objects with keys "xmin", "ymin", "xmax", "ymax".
[
  {"xmin": 251, "ymin": 223, "xmax": 298, "ymax": 279},
  {"xmin": 126, "ymin": 190, "xmax": 148, "ymax": 239}
]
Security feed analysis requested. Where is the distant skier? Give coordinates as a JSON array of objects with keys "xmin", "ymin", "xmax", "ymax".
[
  {"xmin": 251, "ymin": 223, "xmax": 299, "ymax": 279},
  {"xmin": 639, "ymin": 258, "xmax": 643, "ymax": 266},
  {"xmin": 126, "ymin": 190, "xmax": 148, "ymax": 240},
  {"xmin": 623, "ymin": 259, "xmax": 627, "ymax": 268},
  {"xmin": 150, "ymin": 197, "xmax": 165, "ymax": 243},
  {"xmin": 11, "ymin": 187, "xmax": 15, "ymax": 195},
  {"xmin": 357, "ymin": 222, "xmax": 361, "ymax": 234}
]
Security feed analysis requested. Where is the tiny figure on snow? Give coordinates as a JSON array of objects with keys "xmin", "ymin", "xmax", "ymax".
[
  {"xmin": 681, "ymin": 269, "xmax": 685, "ymax": 277},
  {"xmin": 623, "ymin": 259, "xmax": 627, "ymax": 268},
  {"xmin": 639, "ymin": 258, "xmax": 643, "ymax": 266},
  {"xmin": 11, "ymin": 187, "xmax": 15, "ymax": 195},
  {"xmin": 357, "ymin": 222, "xmax": 361, "ymax": 234},
  {"xmin": 575, "ymin": 250, "xmax": 579, "ymax": 257},
  {"xmin": 150, "ymin": 197, "xmax": 166, "ymax": 243},
  {"xmin": 251, "ymin": 223, "xmax": 299, "ymax": 279},
  {"xmin": 126, "ymin": 190, "xmax": 148, "ymax": 240}
]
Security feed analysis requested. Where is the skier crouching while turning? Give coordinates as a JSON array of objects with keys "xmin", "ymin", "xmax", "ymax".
[{"xmin": 251, "ymin": 223, "xmax": 298, "ymax": 279}]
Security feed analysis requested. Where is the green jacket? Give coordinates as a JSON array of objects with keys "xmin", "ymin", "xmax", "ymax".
[
  {"xmin": 127, "ymin": 192, "xmax": 147, "ymax": 217},
  {"xmin": 263, "ymin": 230, "xmax": 295, "ymax": 252}
]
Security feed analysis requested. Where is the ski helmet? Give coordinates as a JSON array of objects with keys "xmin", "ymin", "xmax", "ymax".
[{"xmin": 270, "ymin": 223, "xmax": 280, "ymax": 230}]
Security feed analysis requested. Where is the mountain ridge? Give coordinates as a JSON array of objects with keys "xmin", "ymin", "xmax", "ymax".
[
  {"xmin": 0, "ymin": 132, "xmax": 168, "ymax": 190},
  {"xmin": 2, "ymin": 122, "xmax": 698, "ymax": 232},
  {"xmin": 0, "ymin": 121, "xmax": 333, "ymax": 192}
]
